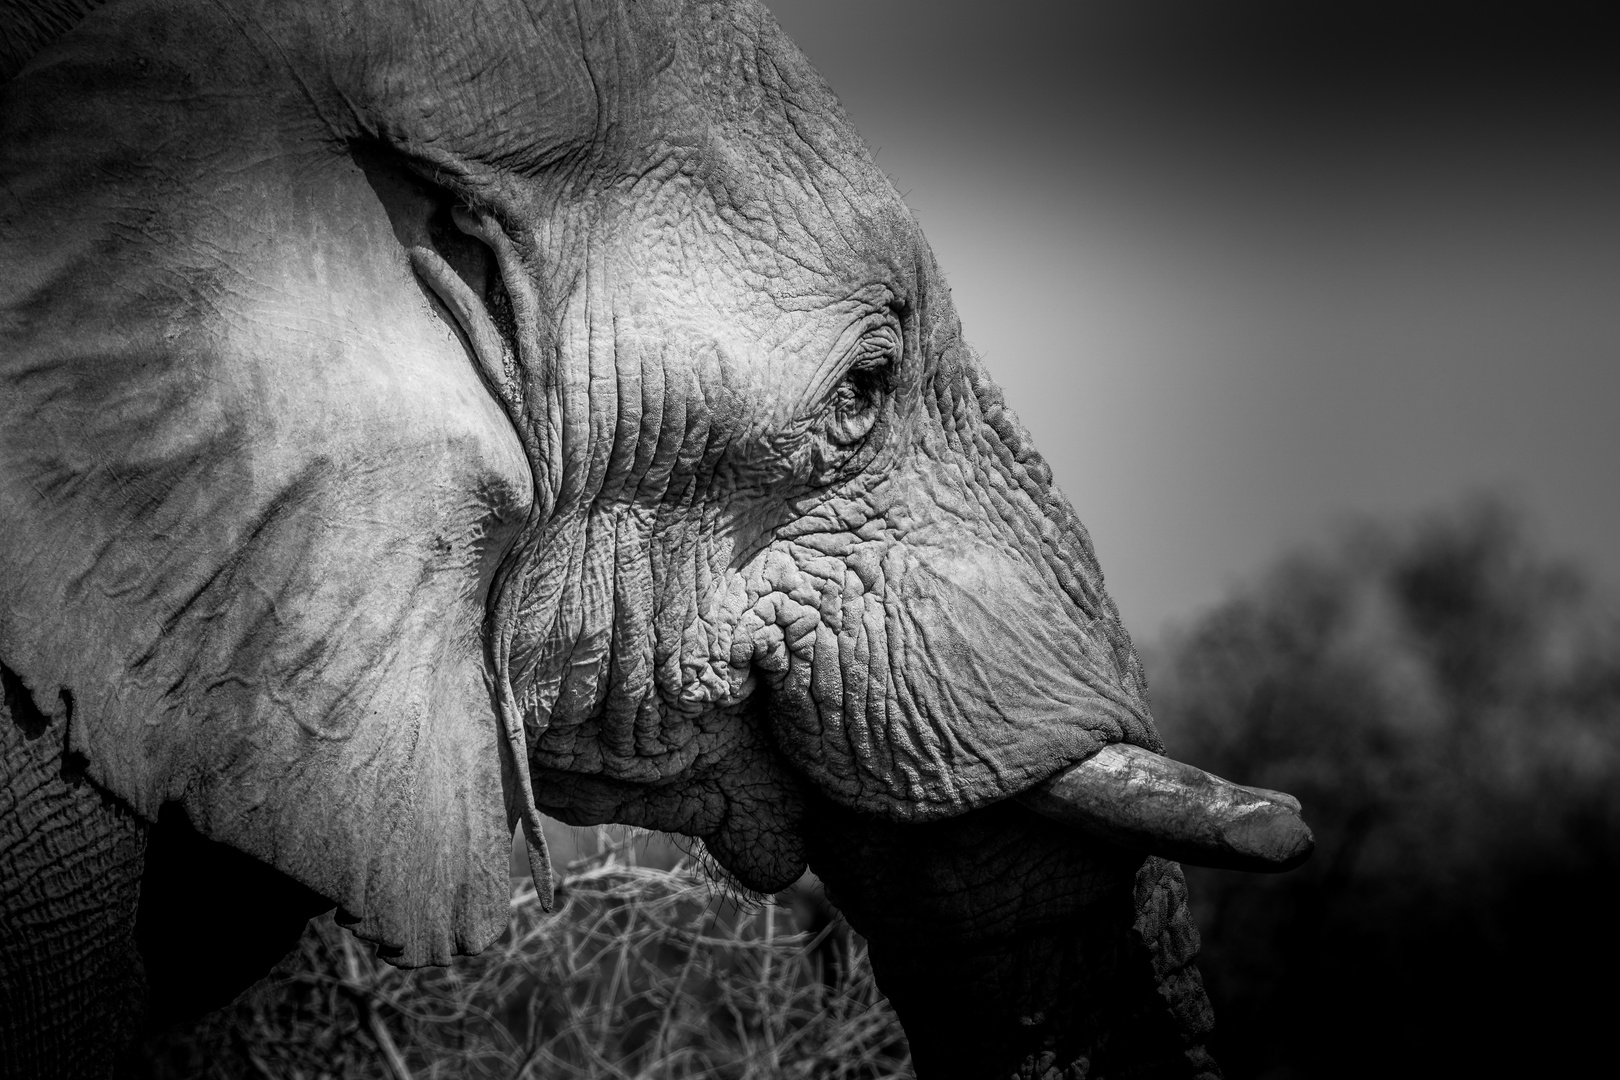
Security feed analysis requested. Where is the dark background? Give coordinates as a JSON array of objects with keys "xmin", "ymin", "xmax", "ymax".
[
  {"xmin": 767, "ymin": 0, "xmax": 1620, "ymax": 638},
  {"xmin": 764, "ymin": 4, "xmax": 1620, "ymax": 1076}
]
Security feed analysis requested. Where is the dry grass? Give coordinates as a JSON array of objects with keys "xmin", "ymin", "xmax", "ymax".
[{"xmin": 138, "ymin": 835, "xmax": 912, "ymax": 1080}]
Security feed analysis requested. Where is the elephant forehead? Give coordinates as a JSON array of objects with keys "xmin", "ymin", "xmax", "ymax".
[{"xmin": 615, "ymin": 132, "xmax": 917, "ymax": 321}]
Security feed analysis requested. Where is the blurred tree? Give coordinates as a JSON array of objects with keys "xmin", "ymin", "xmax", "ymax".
[{"xmin": 1146, "ymin": 500, "xmax": 1620, "ymax": 1079}]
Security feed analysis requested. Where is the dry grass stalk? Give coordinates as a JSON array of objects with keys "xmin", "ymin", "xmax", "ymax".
[{"xmin": 136, "ymin": 837, "xmax": 913, "ymax": 1080}]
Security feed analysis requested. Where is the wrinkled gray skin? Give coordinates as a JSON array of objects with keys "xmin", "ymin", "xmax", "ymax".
[{"xmin": 2, "ymin": 1, "xmax": 1220, "ymax": 1076}]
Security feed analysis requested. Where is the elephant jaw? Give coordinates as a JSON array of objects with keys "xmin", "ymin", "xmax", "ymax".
[{"xmin": 1017, "ymin": 742, "xmax": 1315, "ymax": 873}]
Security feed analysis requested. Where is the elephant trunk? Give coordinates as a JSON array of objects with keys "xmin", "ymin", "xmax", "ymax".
[
  {"xmin": 806, "ymin": 796, "xmax": 1223, "ymax": 1080},
  {"xmin": 789, "ymin": 337, "xmax": 1247, "ymax": 1077}
]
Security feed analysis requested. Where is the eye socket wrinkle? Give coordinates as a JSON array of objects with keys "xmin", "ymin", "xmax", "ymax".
[
  {"xmin": 824, "ymin": 325, "xmax": 898, "ymax": 448},
  {"xmin": 839, "ymin": 361, "xmax": 887, "ymax": 409}
]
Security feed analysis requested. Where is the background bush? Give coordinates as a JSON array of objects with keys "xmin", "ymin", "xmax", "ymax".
[{"xmin": 1149, "ymin": 501, "xmax": 1620, "ymax": 1078}]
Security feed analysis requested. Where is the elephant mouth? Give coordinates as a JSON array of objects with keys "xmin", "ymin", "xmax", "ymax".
[{"xmin": 1014, "ymin": 741, "xmax": 1315, "ymax": 874}]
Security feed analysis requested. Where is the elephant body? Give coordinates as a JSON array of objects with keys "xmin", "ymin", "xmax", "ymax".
[
  {"xmin": 2, "ymin": 2, "xmax": 1306, "ymax": 1075},
  {"xmin": 2, "ymin": 675, "xmax": 144, "ymax": 1077}
]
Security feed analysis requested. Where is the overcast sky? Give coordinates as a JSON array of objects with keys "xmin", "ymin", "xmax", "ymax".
[{"xmin": 764, "ymin": 0, "xmax": 1620, "ymax": 639}]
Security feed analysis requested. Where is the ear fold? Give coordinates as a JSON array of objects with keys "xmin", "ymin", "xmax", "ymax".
[{"xmin": 0, "ymin": 5, "xmax": 535, "ymax": 962}]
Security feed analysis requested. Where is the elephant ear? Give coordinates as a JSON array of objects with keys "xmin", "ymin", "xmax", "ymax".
[
  {"xmin": 0, "ymin": 0, "xmax": 105, "ymax": 81},
  {"xmin": 0, "ymin": 3, "xmax": 541, "ymax": 962}
]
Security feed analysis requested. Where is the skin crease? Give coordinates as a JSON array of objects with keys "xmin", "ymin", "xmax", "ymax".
[{"xmin": 1, "ymin": 1, "xmax": 1226, "ymax": 1076}]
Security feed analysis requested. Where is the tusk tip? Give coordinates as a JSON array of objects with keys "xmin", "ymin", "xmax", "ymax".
[
  {"xmin": 1016, "ymin": 743, "xmax": 1317, "ymax": 874},
  {"xmin": 1218, "ymin": 800, "xmax": 1315, "ymax": 873}
]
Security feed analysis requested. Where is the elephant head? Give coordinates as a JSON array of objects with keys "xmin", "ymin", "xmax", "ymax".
[{"xmin": 0, "ymin": 1, "xmax": 1310, "ymax": 1075}]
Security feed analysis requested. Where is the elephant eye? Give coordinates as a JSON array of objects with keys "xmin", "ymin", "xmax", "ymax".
[{"xmin": 826, "ymin": 326, "xmax": 899, "ymax": 445}]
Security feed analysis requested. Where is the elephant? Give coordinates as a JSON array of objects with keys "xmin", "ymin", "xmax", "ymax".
[{"xmin": 0, "ymin": 1, "xmax": 1314, "ymax": 1076}]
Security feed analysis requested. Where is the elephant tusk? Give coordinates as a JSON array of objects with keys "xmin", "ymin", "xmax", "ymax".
[{"xmin": 1015, "ymin": 743, "xmax": 1315, "ymax": 873}]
